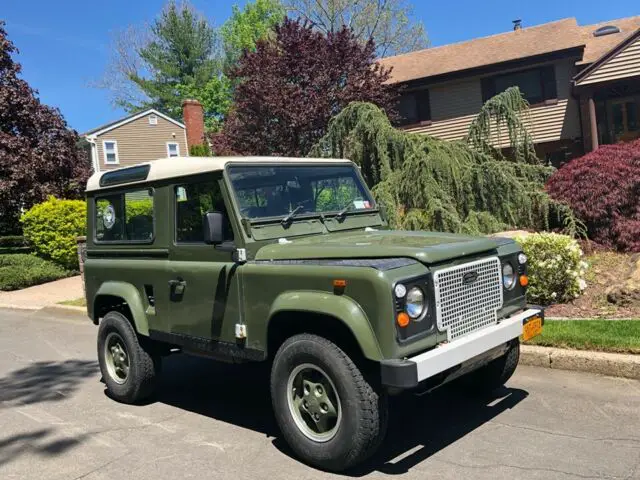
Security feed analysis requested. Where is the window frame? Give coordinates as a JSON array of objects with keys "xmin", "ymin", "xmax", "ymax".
[
  {"xmin": 102, "ymin": 140, "xmax": 120, "ymax": 165},
  {"xmin": 166, "ymin": 142, "xmax": 180, "ymax": 158},
  {"xmin": 149, "ymin": 114, "xmax": 158, "ymax": 125},
  {"xmin": 173, "ymin": 176, "xmax": 234, "ymax": 245},
  {"xmin": 93, "ymin": 187, "xmax": 156, "ymax": 245},
  {"xmin": 481, "ymin": 65, "xmax": 558, "ymax": 107}
]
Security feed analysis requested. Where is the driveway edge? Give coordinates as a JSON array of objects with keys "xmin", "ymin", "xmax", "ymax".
[{"xmin": 521, "ymin": 345, "xmax": 640, "ymax": 380}]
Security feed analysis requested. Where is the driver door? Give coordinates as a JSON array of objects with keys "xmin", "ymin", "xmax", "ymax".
[{"xmin": 164, "ymin": 174, "xmax": 240, "ymax": 344}]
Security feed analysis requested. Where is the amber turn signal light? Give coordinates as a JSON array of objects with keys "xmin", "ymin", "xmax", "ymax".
[
  {"xmin": 333, "ymin": 279, "xmax": 347, "ymax": 288},
  {"xmin": 396, "ymin": 312, "xmax": 410, "ymax": 328},
  {"xmin": 519, "ymin": 275, "xmax": 529, "ymax": 287}
]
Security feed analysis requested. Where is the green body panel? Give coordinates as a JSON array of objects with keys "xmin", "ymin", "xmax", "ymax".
[
  {"xmin": 84, "ymin": 161, "xmax": 529, "ymax": 365},
  {"xmin": 93, "ymin": 280, "xmax": 152, "ymax": 335},
  {"xmin": 254, "ymin": 230, "xmax": 501, "ymax": 264},
  {"xmin": 267, "ymin": 290, "xmax": 383, "ymax": 360}
]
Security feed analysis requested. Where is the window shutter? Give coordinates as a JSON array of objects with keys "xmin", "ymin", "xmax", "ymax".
[
  {"xmin": 541, "ymin": 66, "xmax": 557, "ymax": 100},
  {"xmin": 481, "ymin": 77, "xmax": 496, "ymax": 102}
]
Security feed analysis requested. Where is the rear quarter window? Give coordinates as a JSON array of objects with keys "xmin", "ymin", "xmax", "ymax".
[{"xmin": 95, "ymin": 188, "xmax": 155, "ymax": 243}]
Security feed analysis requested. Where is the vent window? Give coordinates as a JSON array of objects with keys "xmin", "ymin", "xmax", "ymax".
[
  {"xmin": 594, "ymin": 25, "xmax": 620, "ymax": 37},
  {"xmin": 149, "ymin": 114, "xmax": 158, "ymax": 125}
]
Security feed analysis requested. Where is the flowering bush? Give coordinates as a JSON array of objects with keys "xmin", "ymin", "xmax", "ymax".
[
  {"xmin": 516, "ymin": 233, "xmax": 588, "ymax": 305},
  {"xmin": 546, "ymin": 139, "xmax": 640, "ymax": 251}
]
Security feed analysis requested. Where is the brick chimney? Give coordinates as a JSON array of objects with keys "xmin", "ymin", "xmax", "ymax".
[{"xmin": 182, "ymin": 99, "xmax": 205, "ymax": 149}]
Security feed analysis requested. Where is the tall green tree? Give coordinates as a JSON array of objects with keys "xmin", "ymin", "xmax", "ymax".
[
  {"xmin": 221, "ymin": 0, "xmax": 285, "ymax": 65},
  {"xmin": 99, "ymin": 1, "xmax": 218, "ymax": 119},
  {"xmin": 129, "ymin": 1, "xmax": 218, "ymax": 118},
  {"xmin": 285, "ymin": 0, "xmax": 428, "ymax": 57}
]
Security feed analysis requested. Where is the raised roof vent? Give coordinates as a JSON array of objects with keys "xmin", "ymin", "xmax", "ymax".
[{"xmin": 593, "ymin": 25, "xmax": 621, "ymax": 37}]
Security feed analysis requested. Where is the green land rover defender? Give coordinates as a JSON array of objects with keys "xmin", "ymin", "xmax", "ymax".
[{"xmin": 84, "ymin": 156, "xmax": 543, "ymax": 471}]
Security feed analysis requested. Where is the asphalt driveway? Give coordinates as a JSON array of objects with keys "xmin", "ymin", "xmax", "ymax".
[{"xmin": 1, "ymin": 307, "xmax": 639, "ymax": 480}]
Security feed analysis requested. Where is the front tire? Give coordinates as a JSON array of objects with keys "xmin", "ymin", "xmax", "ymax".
[
  {"xmin": 97, "ymin": 311, "xmax": 161, "ymax": 404},
  {"xmin": 462, "ymin": 340, "xmax": 520, "ymax": 393},
  {"xmin": 270, "ymin": 334, "xmax": 387, "ymax": 472}
]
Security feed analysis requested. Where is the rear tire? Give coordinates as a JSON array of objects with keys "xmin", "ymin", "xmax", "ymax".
[
  {"xmin": 97, "ymin": 311, "xmax": 161, "ymax": 404},
  {"xmin": 270, "ymin": 334, "xmax": 387, "ymax": 472},
  {"xmin": 462, "ymin": 340, "xmax": 520, "ymax": 394}
]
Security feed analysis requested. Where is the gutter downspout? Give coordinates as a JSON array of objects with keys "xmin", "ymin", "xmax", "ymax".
[{"xmin": 85, "ymin": 135, "xmax": 99, "ymax": 173}]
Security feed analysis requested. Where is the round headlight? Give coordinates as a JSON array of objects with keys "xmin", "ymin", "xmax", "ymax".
[
  {"xmin": 394, "ymin": 283, "xmax": 407, "ymax": 298},
  {"xmin": 406, "ymin": 287, "xmax": 425, "ymax": 319},
  {"xmin": 518, "ymin": 253, "xmax": 527, "ymax": 265},
  {"xmin": 502, "ymin": 263, "xmax": 516, "ymax": 290}
]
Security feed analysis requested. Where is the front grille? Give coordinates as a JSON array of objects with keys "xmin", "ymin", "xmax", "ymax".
[{"xmin": 433, "ymin": 257, "xmax": 503, "ymax": 341}]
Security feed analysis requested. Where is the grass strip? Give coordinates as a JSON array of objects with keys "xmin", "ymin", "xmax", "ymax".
[{"xmin": 525, "ymin": 319, "xmax": 640, "ymax": 354}]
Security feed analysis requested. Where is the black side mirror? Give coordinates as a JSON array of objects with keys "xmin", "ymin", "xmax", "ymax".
[{"xmin": 203, "ymin": 212, "xmax": 225, "ymax": 245}]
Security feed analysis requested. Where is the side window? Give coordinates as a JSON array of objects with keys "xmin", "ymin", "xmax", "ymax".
[
  {"xmin": 175, "ymin": 180, "xmax": 234, "ymax": 243},
  {"xmin": 95, "ymin": 189, "xmax": 154, "ymax": 242}
]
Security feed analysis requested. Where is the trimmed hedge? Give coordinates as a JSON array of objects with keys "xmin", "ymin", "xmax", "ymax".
[
  {"xmin": 0, "ymin": 254, "xmax": 73, "ymax": 291},
  {"xmin": 516, "ymin": 233, "xmax": 588, "ymax": 305},
  {"xmin": 0, "ymin": 235, "xmax": 28, "ymax": 247},
  {"xmin": 546, "ymin": 138, "xmax": 640, "ymax": 251},
  {"xmin": 21, "ymin": 196, "xmax": 86, "ymax": 269}
]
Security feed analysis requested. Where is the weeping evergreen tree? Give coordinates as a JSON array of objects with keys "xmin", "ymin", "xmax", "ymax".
[{"xmin": 311, "ymin": 90, "xmax": 578, "ymax": 235}]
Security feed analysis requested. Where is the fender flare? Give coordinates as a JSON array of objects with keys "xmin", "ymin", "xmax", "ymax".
[
  {"xmin": 267, "ymin": 291, "xmax": 383, "ymax": 361},
  {"xmin": 93, "ymin": 281, "xmax": 150, "ymax": 335}
]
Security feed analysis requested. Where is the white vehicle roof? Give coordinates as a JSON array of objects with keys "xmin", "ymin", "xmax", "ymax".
[{"xmin": 86, "ymin": 156, "xmax": 354, "ymax": 192}]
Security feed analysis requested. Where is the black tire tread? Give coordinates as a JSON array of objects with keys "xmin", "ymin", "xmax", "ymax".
[
  {"xmin": 271, "ymin": 333, "xmax": 387, "ymax": 471},
  {"xmin": 97, "ymin": 311, "xmax": 160, "ymax": 404}
]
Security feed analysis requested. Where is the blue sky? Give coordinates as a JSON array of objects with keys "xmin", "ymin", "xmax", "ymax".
[{"xmin": 3, "ymin": 0, "xmax": 638, "ymax": 133}]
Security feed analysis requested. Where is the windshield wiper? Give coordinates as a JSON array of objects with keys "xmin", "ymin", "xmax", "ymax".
[
  {"xmin": 334, "ymin": 204, "xmax": 353, "ymax": 221},
  {"xmin": 281, "ymin": 205, "xmax": 304, "ymax": 227}
]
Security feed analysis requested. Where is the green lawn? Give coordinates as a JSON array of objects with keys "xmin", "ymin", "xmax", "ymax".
[
  {"xmin": 525, "ymin": 320, "xmax": 640, "ymax": 354},
  {"xmin": 58, "ymin": 297, "xmax": 87, "ymax": 307}
]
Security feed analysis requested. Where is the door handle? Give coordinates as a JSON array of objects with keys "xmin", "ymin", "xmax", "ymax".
[{"xmin": 169, "ymin": 279, "xmax": 186, "ymax": 297}]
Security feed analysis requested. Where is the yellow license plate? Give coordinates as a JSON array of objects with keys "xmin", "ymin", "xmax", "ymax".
[{"xmin": 522, "ymin": 316, "xmax": 543, "ymax": 341}]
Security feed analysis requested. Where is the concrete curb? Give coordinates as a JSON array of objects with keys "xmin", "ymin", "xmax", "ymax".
[{"xmin": 521, "ymin": 345, "xmax": 640, "ymax": 380}]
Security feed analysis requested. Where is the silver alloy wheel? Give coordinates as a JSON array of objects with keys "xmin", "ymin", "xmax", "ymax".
[
  {"xmin": 104, "ymin": 332, "xmax": 130, "ymax": 385},
  {"xmin": 286, "ymin": 363, "xmax": 342, "ymax": 442}
]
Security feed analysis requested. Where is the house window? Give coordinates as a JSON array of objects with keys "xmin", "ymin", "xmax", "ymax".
[
  {"xmin": 167, "ymin": 142, "xmax": 180, "ymax": 157},
  {"xmin": 482, "ymin": 66, "xmax": 557, "ymax": 105},
  {"xmin": 149, "ymin": 114, "xmax": 158, "ymax": 125},
  {"xmin": 103, "ymin": 141, "xmax": 119, "ymax": 165},
  {"xmin": 398, "ymin": 89, "xmax": 431, "ymax": 125}
]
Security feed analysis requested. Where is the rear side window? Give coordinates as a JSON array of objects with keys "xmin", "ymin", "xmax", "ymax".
[{"xmin": 95, "ymin": 188, "xmax": 154, "ymax": 242}]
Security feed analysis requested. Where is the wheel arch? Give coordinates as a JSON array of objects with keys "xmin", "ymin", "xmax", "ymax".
[
  {"xmin": 92, "ymin": 281, "xmax": 149, "ymax": 335},
  {"xmin": 266, "ymin": 291, "xmax": 383, "ymax": 362}
]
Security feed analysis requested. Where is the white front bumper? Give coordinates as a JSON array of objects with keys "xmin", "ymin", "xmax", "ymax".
[{"xmin": 381, "ymin": 308, "xmax": 543, "ymax": 388}]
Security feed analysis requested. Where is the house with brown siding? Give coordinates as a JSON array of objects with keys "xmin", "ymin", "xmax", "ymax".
[
  {"xmin": 380, "ymin": 16, "xmax": 640, "ymax": 164},
  {"xmin": 84, "ymin": 108, "xmax": 189, "ymax": 172}
]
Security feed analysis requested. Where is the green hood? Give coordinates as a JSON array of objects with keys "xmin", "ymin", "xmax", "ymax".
[{"xmin": 255, "ymin": 230, "xmax": 508, "ymax": 265}]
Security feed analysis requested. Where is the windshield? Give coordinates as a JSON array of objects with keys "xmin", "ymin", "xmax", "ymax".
[{"xmin": 227, "ymin": 164, "xmax": 375, "ymax": 220}]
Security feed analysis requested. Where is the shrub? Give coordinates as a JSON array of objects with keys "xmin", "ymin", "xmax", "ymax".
[
  {"xmin": 546, "ymin": 139, "xmax": 640, "ymax": 251},
  {"xmin": 0, "ymin": 254, "xmax": 73, "ymax": 291},
  {"xmin": 189, "ymin": 143, "xmax": 212, "ymax": 156},
  {"xmin": 516, "ymin": 233, "xmax": 588, "ymax": 305},
  {"xmin": 21, "ymin": 196, "xmax": 86, "ymax": 269},
  {"xmin": 0, "ymin": 235, "xmax": 28, "ymax": 247}
]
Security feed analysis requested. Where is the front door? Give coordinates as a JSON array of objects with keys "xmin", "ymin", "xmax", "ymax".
[{"xmin": 165, "ymin": 174, "xmax": 241, "ymax": 344}]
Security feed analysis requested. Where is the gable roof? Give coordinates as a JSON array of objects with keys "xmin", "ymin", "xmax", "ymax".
[
  {"xmin": 380, "ymin": 15, "xmax": 640, "ymax": 85},
  {"xmin": 379, "ymin": 18, "xmax": 583, "ymax": 84},
  {"xmin": 83, "ymin": 108, "xmax": 185, "ymax": 137},
  {"xmin": 574, "ymin": 26, "xmax": 640, "ymax": 85}
]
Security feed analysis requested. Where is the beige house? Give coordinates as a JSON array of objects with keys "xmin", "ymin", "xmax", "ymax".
[
  {"xmin": 84, "ymin": 109, "xmax": 189, "ymax": 172},
  {"xmin": 380, "ymin": 16, "xmax": 640, "ymax": 164}
]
